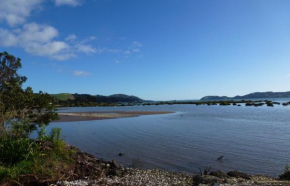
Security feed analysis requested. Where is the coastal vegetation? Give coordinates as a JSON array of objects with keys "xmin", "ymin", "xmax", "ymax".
[
  {"xmin": 0, "ymin": 51, "xmax": 71, "ymax": 184},
  {"xmin": 201, "ymin": 91, "xmax": 290, "ymax": 101},
  {"xmin": 142, "ymin": 100, "xmax": 288, "ymax": 107},
  {"xmin": 53, "ymin": 97, "xmax": 290, "ymax": 108},
  {"xmin": 0, "ymin": 52, "xmax": 103, "ymax": 185},
  {"xmin": 1, "ymin": 51, "xmax": 290, "ymax": 185},
  {"xmin": 53, "ymin": 93, "xmax": 143, "ymax": 107},
  {"xmin": 52, "ymin": 92, "xmax": 290, "ymax": 108},
  {"xmin": 280, "ymin": 165, "xmax": 290, "ymax": 180}
]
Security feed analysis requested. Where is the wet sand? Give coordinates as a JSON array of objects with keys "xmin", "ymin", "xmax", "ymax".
[{"xmin": 55, "ymin": 111, "xmax": 173, "ymax": 122}]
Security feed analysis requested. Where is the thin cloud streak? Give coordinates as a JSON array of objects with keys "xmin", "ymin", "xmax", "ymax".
[{"xmin": 73, "ymin": 70, "xmax": 92, "ymax": 77}]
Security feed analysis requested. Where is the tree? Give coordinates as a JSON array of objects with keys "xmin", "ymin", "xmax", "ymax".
[{"xmin": 0, "ymin": 51, "xmax": 58, "ymax": 137}]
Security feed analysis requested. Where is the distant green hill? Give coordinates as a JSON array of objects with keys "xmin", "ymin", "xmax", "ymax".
[
  {"xmin": 52, "ymin": 93, "xmax": 143, "ymax": 103},
  {"xmin": 52, "ymin": 93, "xmax": 75, "ymax": 101},
  {"xmin": 200, "ymin": 91, "xmax": 290, "ymax": 101}
]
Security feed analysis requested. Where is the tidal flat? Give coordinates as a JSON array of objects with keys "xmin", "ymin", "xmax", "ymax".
[{"xmin": 57, "ymin": 111, "xmax": 174, "ymax": 122}]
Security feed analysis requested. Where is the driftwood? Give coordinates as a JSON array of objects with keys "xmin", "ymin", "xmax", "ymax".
[{"xmin": 199, "ymin": 166, "xmax": 211, "ymax": 175}]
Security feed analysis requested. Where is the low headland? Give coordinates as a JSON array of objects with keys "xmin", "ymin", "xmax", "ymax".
[
  {"xmin": 52, "ymin": 92, "xmax": 290, "ymax": 108},
  {"xmin": 200, "ymin": 91, "xmax": 290, "ymax": 101}
]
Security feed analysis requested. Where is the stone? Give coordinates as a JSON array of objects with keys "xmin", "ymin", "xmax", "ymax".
[
  {"xmin": 193, "ymin": 175, "xmax": 222, "ymax": 185},
  {"xmin": 227, "ymin": 171, "xmax": 250, "ymax": 179},
  {"xmin": 109, "ymin": 169, "xmax": 123, "ymax": 177},
  {"xmin": 224, "ymin": 177, "xmax": 238, "ymax": 184},
  {"xmin": 111, "ymin": 159, "xmax": 120, "ymax": 168},
  {"xmin": 210, "ymin": 171, "xmax": 229, "ymax": 179}
]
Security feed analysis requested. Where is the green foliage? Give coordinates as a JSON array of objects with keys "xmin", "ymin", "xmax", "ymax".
[
  {"xmin": 50, "ymin": 128, "xmax": 61, "ymax": 143},
  {"xmin": 38, "ymin": 127, "xmax": 48, "ymax": 141},
  {"xmin": 219, "ymin": 101, "xmax": 231, "ymax": 106},
  {"xmin": 0, "ymin": 51, "xmax": 58, "ymax": 136},
  {"xmin": 0, "ymin": 52, "xmax": 68, "ymax": 184},
  {"xmin": 279, "ymin": 165, "xmax": 290, "ymax": 180},
  {"xmin": 54, "ymin": 93, "xmax": 143, "ymax": 107},
  {"xmin": 0, "ymin": 160, "xmax": 32, "ymax": 180},
  {"xmin": 0, "ymin": 127, "xmax": 75, "ymax": 183},
  {"xmin": 0, "ymin": 137, "xmax": 37, "ymax": 166},
  {"xmin": 52, "ymin": 93, "xmax": 75, "ymax": 101}
]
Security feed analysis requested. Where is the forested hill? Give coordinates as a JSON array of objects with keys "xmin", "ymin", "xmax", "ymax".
[
  {"xmin": 200, "ymin": 91, "xmax": 290, "ymax": 101},
  {"xmin": 52, "ymin": 93, "xmax": 143, "ymax": 103}
]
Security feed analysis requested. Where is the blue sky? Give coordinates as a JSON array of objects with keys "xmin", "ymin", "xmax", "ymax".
[{"xmin": 1, "ymin": 0, "xmax": 290, "ymax": 100}]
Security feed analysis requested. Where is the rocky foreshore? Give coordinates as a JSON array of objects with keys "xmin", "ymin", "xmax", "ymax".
[
  {"xmin": 54, "ymin": 170, "xmax": 290, "ymax": 186},
  {"xmin": 49, "ymin": 146, "xmax": 290, "ymax": 186}
]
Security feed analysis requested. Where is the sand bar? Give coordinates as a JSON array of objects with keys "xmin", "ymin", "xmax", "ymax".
[{"xmin": 56, "ymin": 111, "xmax": 173, "ymax": 122}]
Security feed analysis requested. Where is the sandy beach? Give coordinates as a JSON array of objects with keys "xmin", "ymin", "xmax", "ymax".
[{"xmin": 56, "ymin": 111, "xmax": 173, "ymax": 122}]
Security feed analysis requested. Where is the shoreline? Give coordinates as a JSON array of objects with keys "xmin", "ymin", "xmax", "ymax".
[
  {"xmin": 56, "ymin": 111, "xmax": 174, "ymax": 122},
  {"xmin": 54, "ymin": 146, "xmax": 290, "ymax": 186}
]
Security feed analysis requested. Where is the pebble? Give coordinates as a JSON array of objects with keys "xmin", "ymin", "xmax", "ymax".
[{"xmin": 55, "ymin": 169, "xmax": 192, "ymax": 186}]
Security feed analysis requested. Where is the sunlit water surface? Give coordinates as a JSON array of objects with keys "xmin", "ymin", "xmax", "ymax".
[{"xmin": 41, "ymin": 98, "xmax": 290, "ymax": 176}]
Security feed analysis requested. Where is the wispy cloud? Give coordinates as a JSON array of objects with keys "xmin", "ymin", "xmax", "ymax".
[
  {"xmin": 132, "ymin": 41, "xmax": 143, "ymax": 47},
  {"xmin": 132, "ymin": 48, "xmax": 140, "ymax": 53},
  {"xmin": 286, "ymin": 74, "xmax": 290, "ymax": 77},
  {"xmin": 65, "ymin": 34, "xmax": 77, "ymax": 42},
  {"xmin": 0, "ymin": 22, "xmax": 98, "ymax": 60},
  {"xmin": 75, "ymin": 44, "xmax": 96, "ymax": 54},
  {"xmin": 93, "ymin": 47, "xmax": 123, "ymax": 54},
  {"xmin": 0, "ymin": 0, "xmax": 43, "ymax": 26},
  {"xmin": 124, "ymin": 50, "xmax": 131, "ymax": 54},
  {"xmin": 73, "ymin": 70, "xmax": 91, "ymax": 77},
  {"xmin": 122, "ymin": 41, "xmax": 143, "ymax": 57},
  {"xmin": 55, "ymin": 0, "xmax": 83, "ymax": 7},
  {"xmin": 0, "ymin": 0, "xmax": 92, "ymax": 60},
  {"xmin": 0, "ymin": 23, "xmax": 71, "ymax": 60},
  {"xmin": 0, "ymin": 0, "xmax": 144, "ymax": 61}
]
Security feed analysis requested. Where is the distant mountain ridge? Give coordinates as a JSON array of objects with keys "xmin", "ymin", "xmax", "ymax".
[
  {"xmin": 52, "ymin": 93, "xmax": 143, "ymax": 103},
  {"xmin": 200, "ymin": 91, "xmax": 290, "ymax": 101}
]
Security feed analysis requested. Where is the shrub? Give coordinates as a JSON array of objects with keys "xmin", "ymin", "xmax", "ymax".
[
  {"xmin": 279, "ymin": 165, "xmax": 290, "ymax": 180},
  {"xmin": 220, "ymin": 102, "xmax": 230, "ymax": 106},
  {"xmin": 0, "ymin": 137, "xmax": 38, "ymax": 166},
  {"xmin": 0, "ymin": 127, "xmax": 74, "ymax": 183}
]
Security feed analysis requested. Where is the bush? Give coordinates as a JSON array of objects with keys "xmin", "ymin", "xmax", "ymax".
[
  {"xmin": 0, "ymin": 160, "xmax": 32, "ymax": 180},
  {"xmin": 280, "ymin": 165, "xmax": 290, "ymax": 180},
  {"xmin": 220, "ymin": 102, "xmax": 230, "ymax": 106},
  {"xmin": 0, "ymin": 137, "xmax": 38, "ymax": 166},
  {"xmin": 0, "ymin": 127, "xmax": 75, "ymax": 184}
]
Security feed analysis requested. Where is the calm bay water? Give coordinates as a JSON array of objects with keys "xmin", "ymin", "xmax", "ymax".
[{"xmin": 45, "ymin": 99, "xmax": 290, "ymax": 176}]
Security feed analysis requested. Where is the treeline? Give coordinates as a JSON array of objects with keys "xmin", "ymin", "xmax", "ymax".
[
  {"xmin": 53, "ymin": 93, "xmax": 143, "ymax": 107},
  {"xmin": 55, "ymin": 99, "xmax": 290, "ymax": 108},
  {"xmin": 143, "ymin": 100, "xmax": 290, "ymax": 107},
  {"xmin": 55, "ymin": 94, "xmax": 290, "ymax": 107}
]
